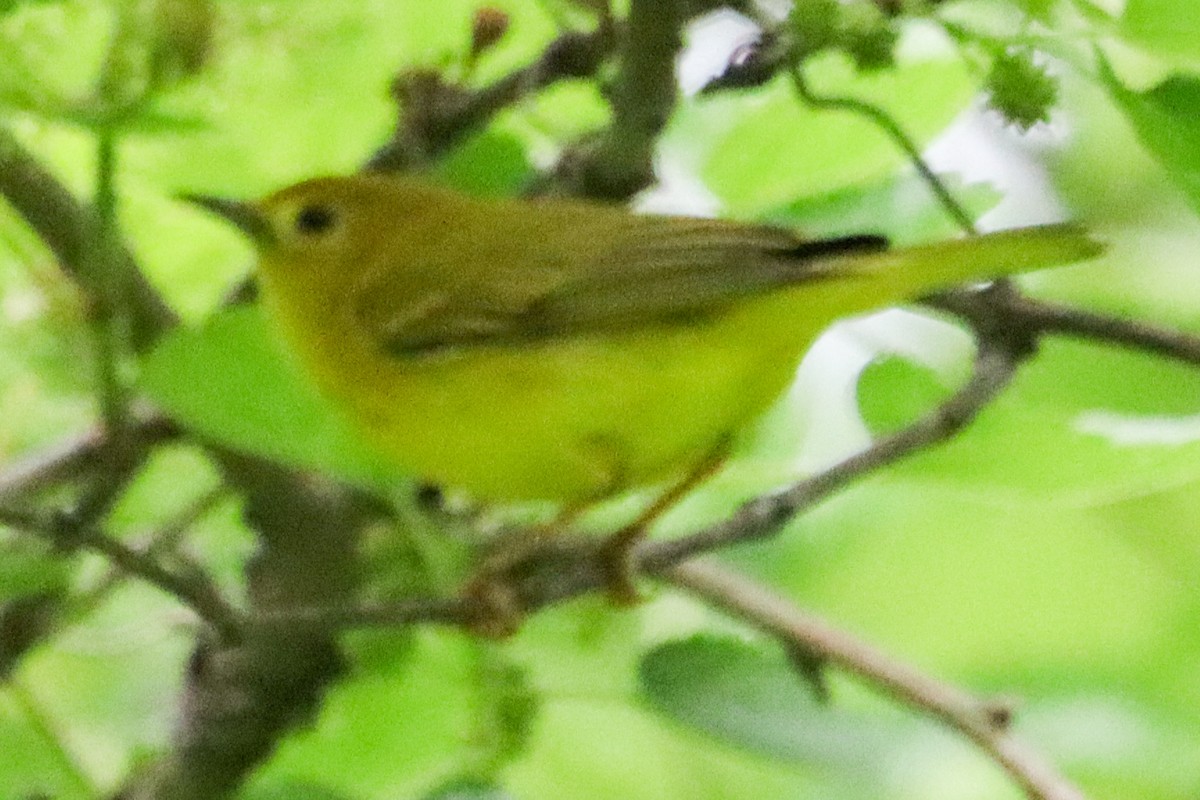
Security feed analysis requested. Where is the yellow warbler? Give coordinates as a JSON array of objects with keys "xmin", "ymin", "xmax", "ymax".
[{"xmin": 194, "ymin": 175, "xmax": 1100, "ymax": 503}]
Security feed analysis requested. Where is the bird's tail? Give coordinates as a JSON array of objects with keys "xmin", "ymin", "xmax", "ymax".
[{"xmin": 820, "ymin": 223, "xmax": 1103, "ymax": 302}]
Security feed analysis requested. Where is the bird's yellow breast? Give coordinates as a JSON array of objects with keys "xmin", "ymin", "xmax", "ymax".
[{"xmin": 260, "ymin": 259, "xmax": 838, "ymax": 501}]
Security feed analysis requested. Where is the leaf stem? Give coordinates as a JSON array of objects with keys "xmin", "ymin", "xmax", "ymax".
[
  {"xmin": 789, "ymin": 66, "xmax": 979, "ymax": 235},
  {"xmin": 89, "ymin": 125, "xmax": 131, "ymax": 440}
]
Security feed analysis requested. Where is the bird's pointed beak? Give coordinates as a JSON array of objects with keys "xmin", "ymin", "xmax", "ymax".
[{"xmin": 181, "ymin": 194, "xmax": 275, "ymax": 247}]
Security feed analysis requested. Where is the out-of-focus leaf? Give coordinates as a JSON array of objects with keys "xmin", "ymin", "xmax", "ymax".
[
  {"xmin": 437, "ymin": 131, "xmax": 534, "ymax": 198},
  {"xmin": 857, "ymin": 355, "xmax": 951, "ymax": 434},
  {"xmin": 241, "ymin": 780, "xmax": 351, "ymax": 800},
  {"xmin": 15, "ymin": 583, "xmax": 194, "ymax": 790},
  {"xmin": 1100, "ymin": 61, "xmax": 1200, "ymax": 219},
  {"xmin": 131, "ymin": 0, "xmax": 562, "ymax": 195},
  {"xmin": 423, "ymin": 777, "xmax": 515, "ymax": 800},
  {"xmin": 250, "ymin": 632, "xmax": 481, "ymax": 798},
  {"xmin": 639, "ymin": 635, "xmax": 897, "ymax": 767},
  {"xmin": 140, "ymin": 305, "xmax": 402, "ymax": 487},
  {"xmin": 730, "ymin": 476, "xmax": 1188, "ymax": 681},
  {"xmin": 1013, "ymin": 0, "xmax": 1055, "ymax": 20},
  {"xmin": 0, "ymin": 684, "xmax": 93, "ymax": 800},
  {"xmin": 1121, "ymin": 0, "xmax": 1200, "ymax": 63},
  {"xmin": 0, "ymin": 0, "xmax": 63, "ymax": 16},
  {"xmin": 61, "ymin": 106, "xmax": 210, "ymax": 135},
  {"xmin": 0, "ymin": 541, "xmax": 69, "ymax": 602}
]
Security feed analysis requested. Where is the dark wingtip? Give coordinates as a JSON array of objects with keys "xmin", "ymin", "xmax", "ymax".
[{"xmin": 785, "ymin": 233, "xmax": 890, "ymax": 259}]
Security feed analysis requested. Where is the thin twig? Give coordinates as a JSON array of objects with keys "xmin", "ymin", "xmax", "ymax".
[
  {"xmin": 81, "ymin": 485, "xmax": 230, "ymax": 608},
  {"xmin": 790, "ymin": 66, "xmax": 979, "ymax": 235},
  {"xmin": 0, "ymin": 411, "xmax": 177, "ymax": 502},
  {"xmin": 251, "ymin": 596, "xmax": 473, "ymax": 632},
  {"xmin": 932, "ymin": 288, "xmax": 1200, "ymax": 367},
  {"xmin": 367, "ymin": 23, "xmax": 617, "ymax": 173},
  {"xmin": 0, "ymin": 485, "xmax": 232, "ymax": 680},
  {"xmin": 0, "ymin": 506, "xmax": 244, "ymax": 642},
  {"xmin": 665, "ymin": 560, "xmax": 1088, "ymax": 800},
  {"xmin": 642, "ymin": 336, "xmax": 1022, "ymax": 567}
]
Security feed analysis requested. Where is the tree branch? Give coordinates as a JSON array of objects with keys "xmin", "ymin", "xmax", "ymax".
[
  {"xmin": 252, "ymin": 595, "xmax": 473, "ymax": 633},
  {"xmin": 0, "ymin": 411, "xmax": 177, "ymax": 503},
  {"xmin": 556, "ymin": 0, "xmax": 685, "ymax": 199},
  {"xmin": 116, "ymin": 455, "xmax": 377, "ymax": 800},
  {"xmin": 0, "ymin": 127, "xmax": 176, "ymax": 352},
  {"xmin": 931, "ymin": 288, "xmax": 1200, "ymax": 367},
  {"xmin": 367, "ymin": 23, "xmax": 617, "ymax": 173},
  {"xmin": 665, "ymin": 559, "xmax": 1089, "ymax": 800},
  {"xmin": 0, "ymin": 505, "xmax": 244, "ymax": 642}
]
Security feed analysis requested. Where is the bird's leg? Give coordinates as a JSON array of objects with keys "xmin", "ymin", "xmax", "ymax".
[
  {"xmin": 459, "ymin": 440, "xmax": 629, "ymax": 636},
  {"xmin": 460, "ymin": 501, "xmax": 591, "ymax": 638},
  {"xmin": 460, "ymin": 438, "xmax": 729, "ymax": 634},
  {"xmin": 476, "ymin": 502, "xmax": 590, "ymax": 575},
  {"xmin": 598, "ymin": 440, "xmax": 730, "ymax": 603}
]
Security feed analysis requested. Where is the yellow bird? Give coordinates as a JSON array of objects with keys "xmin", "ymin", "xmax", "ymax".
[{"xmin": 194, "ymin": 175, "xmax": 1099, "ymax": 506}]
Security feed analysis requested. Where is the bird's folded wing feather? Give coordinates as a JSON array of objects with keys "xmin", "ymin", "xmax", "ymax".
[{"xmin": 354, "ymin": 209, "xmax": 886, "ymax": 356}]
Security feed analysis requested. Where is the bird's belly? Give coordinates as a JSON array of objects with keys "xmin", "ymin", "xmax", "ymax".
[{"xmin": 342, "ymin": 294, "xmax": 824, "ymax": 502}]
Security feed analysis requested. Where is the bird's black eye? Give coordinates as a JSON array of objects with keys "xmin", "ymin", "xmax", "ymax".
[{"xmin": 294, "ymin": 204, "xmax": 337, "ymax": 235}]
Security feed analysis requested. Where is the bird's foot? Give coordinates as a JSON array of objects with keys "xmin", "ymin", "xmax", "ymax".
[
  {"xmin": 596, "ymin": 524, "xmax": 645, "ymax": 605},
  {"xmin": 460, "ymin": 568, "xmax": 526, "ymax": 639}
]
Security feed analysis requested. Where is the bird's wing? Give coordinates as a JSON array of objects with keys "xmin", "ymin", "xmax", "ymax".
[{"xmin": 354, "ymin": 204, "xmax": 886, "ymax": 356}]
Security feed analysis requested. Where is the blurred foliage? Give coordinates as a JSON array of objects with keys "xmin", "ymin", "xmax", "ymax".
[{"xmin": 1, "ymin": 1, "xmax": 1200, "ymax": 800}]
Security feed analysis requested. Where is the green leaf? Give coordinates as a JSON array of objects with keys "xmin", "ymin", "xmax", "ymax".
[
  {"xmin": 639, "ymin": 635, "xmax": 897, "ymax": 767},
  {"xmin": 1121, "ymin": 0, "xmax": 1200, "ymax": 63},
  {"xmin": 0, "ymin": 541, "xmax": 69, "ymax": 602},
  {"xmin": 1013, "ymin": 0, "xmax": 1056, "ymax": 20},
  {"xmin": 251, "ymin": 632, "xmax": 482, "ymax": 798},
  {"xmin": 436, "ymin": 131, "xmax": 534, "ymax": 198},
  {"xmin": 733, "ymin": 479, "xmax": 1191, "ymax": 680},
  {"xmin": 0, "ymin": 0, "xmax": 63, "ymax": 17},
  {"xmin": 241, "ymin": 780, "xmax": 351, "ymax": 800},
  {"xmin": 0, "ymin": 684, "xmax": 95, "ymax": 800},
  {"xmin": 984, "ymin": 49, "xmax": 1057, "ymax": 130},
  {"xmin": 1100, "ymin": 61, "xmax": 1200, "ymax": 218},
  {"xmin": 139, "ymin": 305, "xmax": 402, "ymax": 487},
  {"xmin": 128, "ymin": 0, "xmax": 562, "ymax": 194},
  {"xmin": 63, "ymin": 106, "xmax": 211, "ymax": 136},
  {"xmin": 857, "ymin": 356, "xmax": 952, "ymax": 435},
  {"xmin": 423, "ymin": 778, "xmax": 515, "ymax": 800},
  {"xmin": 13, "ymin": 583, "xmax": 195, "ymax": 791}
]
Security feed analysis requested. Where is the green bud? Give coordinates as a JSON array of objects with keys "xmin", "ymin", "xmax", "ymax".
[{"xmin": 986, "ymin": 49, "xmax": 1058, "ymax": 130}]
